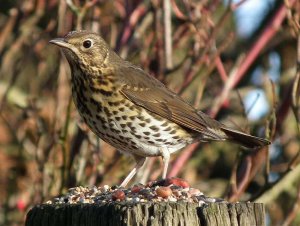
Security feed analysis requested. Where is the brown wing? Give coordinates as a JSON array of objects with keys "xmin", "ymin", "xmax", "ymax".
[{"xmin": 117, "ymin": 63, "xmax": 270, "ymax": 148}]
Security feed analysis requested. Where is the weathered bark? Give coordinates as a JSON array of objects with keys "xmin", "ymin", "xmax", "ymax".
[{"xmin": 25, "ymin": 201, "xmax": 265, "ymax": 226}]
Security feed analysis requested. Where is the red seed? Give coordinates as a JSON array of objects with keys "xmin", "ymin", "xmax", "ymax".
[
  {"xmin": 131, "ymin": 185, "xmax": 143, "ymax": 193},
  {"xmin": 165, "ymin": 178, "xmax": 190, "ymax": 188},
  {"xmin": 156, "ymin": 186, "xmax": 172, "ymax": 198},
  {"xmin": 112, "ymin": 190, "xmax": 125, "ymax": 201}
]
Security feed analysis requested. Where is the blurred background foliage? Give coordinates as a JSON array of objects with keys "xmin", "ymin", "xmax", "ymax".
[{"xmin": 0, "ymin": 0, "xmax": 299, "ymax": 225}]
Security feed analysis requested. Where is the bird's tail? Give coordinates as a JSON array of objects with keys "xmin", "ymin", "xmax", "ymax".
[{"xmin": 221, "ymin": 127, "xmax": 270, "ymax": 149}]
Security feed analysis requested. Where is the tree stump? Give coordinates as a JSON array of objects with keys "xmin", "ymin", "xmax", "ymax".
[{"xmin": 25, "ymin": 201, "xmax": 265, "ymax": 226}]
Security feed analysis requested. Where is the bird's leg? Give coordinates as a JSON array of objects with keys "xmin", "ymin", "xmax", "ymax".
[
  {"xmin": 120, "ymin": 156, "xmax": 146, "ymax": 187},
  {"xmin": 160, "ymin": 148, "xmax": 170, "ymax": 179}
]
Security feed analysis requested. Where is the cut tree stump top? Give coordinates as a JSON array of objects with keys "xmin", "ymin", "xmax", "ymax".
[
  {"xmin": 25, "ymin": 181, "xmax": 265, "ymax": 226},
  {"xmin": 26, "ymin": 201, "xmax": 265, "ymax": 226}
]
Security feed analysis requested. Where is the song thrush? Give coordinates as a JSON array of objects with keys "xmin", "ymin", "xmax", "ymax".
[{"xmin": 50, "ymin": 31, "xmax": 270, "ymax": 187}]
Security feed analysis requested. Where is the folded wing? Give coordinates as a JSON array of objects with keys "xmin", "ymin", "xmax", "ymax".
[{"xmin": 117, "ymin": 64, "xmax": 270, "ymax": 148}]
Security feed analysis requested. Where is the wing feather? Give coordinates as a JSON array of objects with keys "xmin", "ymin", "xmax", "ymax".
[
  {"xmin": 118, "ymin": 64, "xmax": 227, "ymax": 140},
  {"xmin": 116, "ymin": 63, "xmax": 270, "ymax": 148}
]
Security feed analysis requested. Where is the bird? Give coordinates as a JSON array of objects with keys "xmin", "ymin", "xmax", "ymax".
[{"xmin": 49, "ymin": 30, "xmax": 270, "ymax": 187}]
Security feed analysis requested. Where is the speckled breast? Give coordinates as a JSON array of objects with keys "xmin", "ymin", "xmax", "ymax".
[{"xmin": 71, "ymin": 74, "xmax": 194, "ymax": 157}]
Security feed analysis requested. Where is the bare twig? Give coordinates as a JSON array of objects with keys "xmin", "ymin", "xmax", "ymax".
[
  {"xmin": 66, "ymin": 0, "xmax": 98, "ymax": 30},
  {"xmin": 116, "ymin": 3, "xmax": 147, "ymax": 52},
  {"xmin": 66, "ymin": 0, "xmax": 80, "ymax": 15},
  {"xmin": 57, "ymin": 0, "xmax": 67, "ymax": 34},
  {"xmin": 153, "ymin": 0, "xmax": 165, "ymax": 81},
  {"xmin": 215, "ymin": 56, "xmax": 228, "ymax": 82},
  {"xmin": 170, "ymin": 0, "xmax": 187, "ymax": 20},
  {"xmin": 291, "ymin": 34, "xmax": 300, "ymax": 131},
  {"xmin": 0, "ymin": 8, "xmax": 18, "ymax": 54},
  {"xmin": 163, "ymin": 0, "xmax": 173, "ymax": 69},
  {"xmin": 264, "ymin": 80, "xmax": 277, "ymax": 181},
  {"xmin": 227, "ymin": 152, "xmax": 240, "ymax": 198},
  {"xmin": 228, "ymin": 148, "xmax": 268, "ymax": 202}
]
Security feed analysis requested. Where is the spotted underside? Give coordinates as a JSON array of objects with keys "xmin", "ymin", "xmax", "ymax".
[{"xmin": 70, "ymin": 64, "xmax": 195, "ymax": 157}]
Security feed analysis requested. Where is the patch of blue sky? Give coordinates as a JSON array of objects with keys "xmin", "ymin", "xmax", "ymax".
[
  {"xmin": 245, "ymin": 52, "xmax": 280, "ymax": 121},
  {"xmin": 251, "ymin": 52, "xmax": 281, "ymax": 86},
  {"xmin": 230, "ymin": 0, "xmax": 276, "ymax": 38},
  {"xmin": 268, "ymin": 51, "xmax": 281, "ymax": 82},
  {"xmin": 243, "ymin": 89, "xmax": 269, "ymax": 121}
]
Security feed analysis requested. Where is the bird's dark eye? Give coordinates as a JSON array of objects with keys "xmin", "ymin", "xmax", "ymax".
[{"xmin": 83, "ymin": 39, "xmax": 92, "ymax": 48}]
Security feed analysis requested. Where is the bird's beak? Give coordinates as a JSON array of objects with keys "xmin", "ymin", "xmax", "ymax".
[{"xmin": 49, "ymin": 38, "xmax": 71, "ymax": 49}]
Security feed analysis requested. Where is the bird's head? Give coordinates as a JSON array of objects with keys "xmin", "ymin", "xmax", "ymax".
[{"xmin": 50, "ymin": 30, "xmax": 117, "ymax": 75}]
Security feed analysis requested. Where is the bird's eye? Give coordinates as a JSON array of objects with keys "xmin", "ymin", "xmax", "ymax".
[{"xmin": 83, "ymin": 39, "xmax": 93, "ymax": 49}]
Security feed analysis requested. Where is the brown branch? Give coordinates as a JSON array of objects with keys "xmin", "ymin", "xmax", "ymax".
[
  {"xmin": 291, "ymin": 34, "xmax": 300, "ymax": 130},
  {"xmin": 170, "ymin": 0, "xmax": 187, "ymax": 20},
  {"xmin": 0, "ymin": 8, "xmax": 18, "ymax": 54},
  {"xmin": 57, "ymin": 0, "xmax": 67, "ymax": 34},
  {"xmin": 228, "ymin": 148, "xmax": 268, "ymax": 202},
  {"xmin": 116, "ymin": 3, "xmax": 147, "ymax": 51},
  {"xmin": 153, "ymin": 0, "xmax": 165, "ymax": 81},
  {"xmin": 163, "ymin": 0, "xmax": 173, "ymax": 69},
  {"xmin": 215, "ymin": 56, "xmax": 228, "ymax": 82},
  {"xmin": 66, "ymin": 0, "xmax": 98, "ymax": 30}
]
